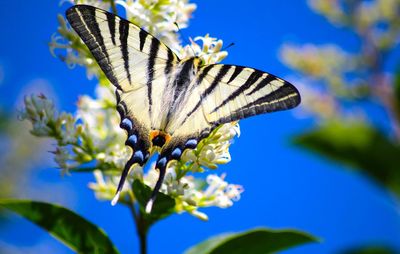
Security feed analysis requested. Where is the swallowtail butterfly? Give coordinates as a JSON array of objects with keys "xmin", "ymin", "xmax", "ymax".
[{"xmin": 66, "ymin": 5, "xmax": 301, "ymax": 212}]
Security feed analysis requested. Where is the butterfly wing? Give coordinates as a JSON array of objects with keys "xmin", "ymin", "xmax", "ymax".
[
  {"xmin": 200, "ymin": 64, "xmax": 300, "ymax": 124},
  {"xmin": 66, "ymin": 5, "xmax": 180, "ymax": 203},
  {"xmin": 162, "ymin": 64, "xmax": 300, "ymax": 150}
]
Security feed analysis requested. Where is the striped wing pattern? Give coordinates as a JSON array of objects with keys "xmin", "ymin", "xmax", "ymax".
[
  {"xmin": 66, "ymin": 5, "xmax": 301, "ymax": 212},
  {"xmin": 168, "ymin": 64, "xmax": 300, "ymax": 140}
]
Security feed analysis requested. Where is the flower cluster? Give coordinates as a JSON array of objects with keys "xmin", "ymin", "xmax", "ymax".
[
  {"xmin": 280, "ymin": 44, "xmax": 360, "ymax": 121},
  {"xmin": 310, "ymin": 0, "xmax": 400, "ymax": 49},
  {"xmin": 117, "ymin": 0, "xmax": 196, "ymax": 51},
  {"xmin": 280, "ymin": 0, "xmax": 400, "ymax": 127},
  {"xmin": 22, "ymin": 0, "xmax": 243, "ymax": 220}
]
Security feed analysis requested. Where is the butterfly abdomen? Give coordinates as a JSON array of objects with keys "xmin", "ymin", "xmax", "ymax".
[{"xmin": 161, "ymin": 57, "xmax": 200, "ymax": 129}]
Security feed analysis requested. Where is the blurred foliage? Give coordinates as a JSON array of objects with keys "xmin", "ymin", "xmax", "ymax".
[
  {"xmin": 281, "ymin": 0, "xmax": 400, "ymax": 195},
  {"xmin": 294, "ymin": 121, "xmax": 400, "ymax": 195},
  {"xmin": 0, "ymin": 105, "xmax": 46, "ymax": 217},
  {"xmin": 281, "ymin": 0, "xmax": 400, "ymax": 251}
]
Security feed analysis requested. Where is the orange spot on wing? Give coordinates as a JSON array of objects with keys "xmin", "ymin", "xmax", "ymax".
[{"xmin": 149, "ymin": 130, "xmax": 160, "ymax": 141}]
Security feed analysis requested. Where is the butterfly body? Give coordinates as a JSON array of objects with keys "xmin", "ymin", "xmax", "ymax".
[{"xmin": 66, "ymin": 5, "xmax": 301, "ymax": 212}]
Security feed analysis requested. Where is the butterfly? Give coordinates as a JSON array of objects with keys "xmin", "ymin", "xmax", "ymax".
[{"xmin": 66, "ymin": 4, "xmax": 301, "ymax": 213}]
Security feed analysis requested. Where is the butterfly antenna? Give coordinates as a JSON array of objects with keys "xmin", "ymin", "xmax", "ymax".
[
  {"xmin": 222, "ymin": 42, "xmax": 235, "ymax": 51},
  {"xmin": 145, "ymin": 157, "xmax": 167, "ymax": 213},
  {"xmin": 111, "ymin": 157, "xmax": 135, "ymax": 206},
  {"xmin": 174, "ymin": 22, "xmax": 196, "ymax": 57},
  {"xmin": 202, "ymin": 42, "xmax": 235, "ymax": 59}
]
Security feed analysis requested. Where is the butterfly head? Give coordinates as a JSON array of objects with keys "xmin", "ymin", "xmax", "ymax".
[
  {"xmin": 192, "ymin": 56, "xmax": 204, "ymax": 66},
  {"xmin": 181, "ymin": 56, "xmax": 203, "ymax": 67}
]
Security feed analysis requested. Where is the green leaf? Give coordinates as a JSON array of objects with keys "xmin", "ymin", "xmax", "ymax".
[
  {"xmin": 0, "ymin": 199, "xmax": 119, "ymax": 254},
  {"xmin": 293, "ymin": 121, "xmax": 400, "ymax": 195},
  {"xmin": 184, "ymin": 228, "xmax": 319, "ymax": 254},
  {"xmin": 339, "ymin": 245, "xmax": 398, "ymax": 254},
  {"xmin": 132, "ymin": 180, "xmax": 175, "ymax": 223}
]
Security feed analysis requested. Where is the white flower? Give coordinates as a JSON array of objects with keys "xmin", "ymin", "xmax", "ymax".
[
  {"xmin": 180, "ymin": 122, "xmax": 240, "ymax": 172},
  {"xmin": 19, "ymin": 95, "xmax": 56, "ymax": 137},
  {"xmin": 53, "ymin": 147, "xmax": 75, "ymax": 172},
  {"xmin": 49, "ymin": 15, "xmax": 102, "ymax": 79},
  {"xmin": 180, "ymin": 34, "xmax": 229, "ymax": 64},
  {"xmin": 88, "ymin": 170, "xmax": 128, "ymax": 201},
  {"xmin": 116, "ymin": 0, "xmax": 196, "ymax": 51}
]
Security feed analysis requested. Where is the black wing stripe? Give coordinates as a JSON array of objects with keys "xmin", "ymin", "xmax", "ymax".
[
  {"xmin": 227, "ymin": 66, "xmax": 244, "ymax": 84},
  {"xmin": 240, "ymin": 83, "xmax": 299, "ymax": 113},
  {"xmin": 147, "ymin": 37, "xmax": 160, "ymax": 125},
  {"xmin": 66, "ymin": 7, "xmax": 122, "ymax": 88},
  {"xmin": 246, "ymin": 74, "xmax": 276, "ymax": 96},
  {"xmin": 182, "ymin": 65, "xmax": 214, "ymax": 117},
  {"xmin": 214, "ymin": 83, "xmax": 300, "ymax": 124},
  {"xmin": 119, "ymin": 20, "xmax": 131, "ymax": 85},
  {"xmin": 106, "ymin": 11, "xmax": 116, "ymax": 45},
  {"xmin": 165, "ymin": 49, "xmax": 175, "ymax": 76},
  {"xmin": 139, "ymin": 29, "xmax": 147, "ymax": 52},
  {"xmin": 182, "ymin": 65, "xmax": 231, "ymax": 124},
  {"xmin": 202, "ymin": 65, "xmax": 232, "ymax": 97},
  {"xmin": 211, "ymin": 70, "xmax": 263, "ymax": 113},
  {"xmin": 77, "ymin": 8, "xmax": 110, "ymax": 64},
  {"xmin": 73, "ymin": 8, "xmax": 110, "ymax": 63}
]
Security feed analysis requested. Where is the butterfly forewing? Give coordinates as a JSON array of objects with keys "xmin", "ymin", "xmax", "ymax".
[
  {"xmin": 200, "ymin": 64, "xmax": 300, "ymax": 125},
  {"xmin": 66, "ymin": 4, "xmax": 180, "ymax": 149}
]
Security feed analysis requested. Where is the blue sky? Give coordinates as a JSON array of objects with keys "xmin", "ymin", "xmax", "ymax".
[{"xmin": 0, "ymin": 1, "xmax": 399, "ymax": 254}]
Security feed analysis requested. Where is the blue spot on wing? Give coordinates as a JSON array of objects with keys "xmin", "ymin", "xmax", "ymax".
[
  {"xmin": 157, "ymin": 157, "xmax": 167, "ymax": 169},
  {"xmin": 185, "ymin": 139, "xmax": 198, "ymax": 149},
  {"xmin": 126, "ymin": 135, "xmax": 138, "ymax": 147},
  {"xmin": 171, "ymin": 148, "xmax": 182, "ymax": 159},
  {"xmin": 133, "ymin": 150, "xmax": 144, "ymax": 163},
  {"xmin": 120, "ymin": 118, "xmax": 133, "ymax": 131}
]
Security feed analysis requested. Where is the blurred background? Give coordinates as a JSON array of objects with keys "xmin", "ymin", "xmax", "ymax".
[{"xmin": 1, "ymin": 0, "xmax": 400, "ymax": 253}]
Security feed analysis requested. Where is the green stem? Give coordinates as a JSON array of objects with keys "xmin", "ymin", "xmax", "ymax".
[
  {"xmin": 127, "ymin": 193, "xmax": 149, "ymax": 254},
  {"xmin": 138, "ymin": 218, "xmax": 148, "ymax": 254},
  {"xmin": 110, "ymin": 0, "xmax": 118, "ymax": 15}
]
